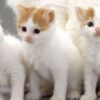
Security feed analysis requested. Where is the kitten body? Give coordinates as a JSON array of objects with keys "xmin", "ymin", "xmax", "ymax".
[
  {"xmin": 17, "ymin": 6, "xmax": 83, "ymax": 100},
  {"xmin": 0, "ymin": 24, "xmax": 25, "ymax": 100},
  {"xmin": 76, "ymin": 6, "xmax": 100, "ymax": 100}
]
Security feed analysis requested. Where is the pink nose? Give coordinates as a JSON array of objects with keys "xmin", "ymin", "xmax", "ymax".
[
  {"xmin": 95, "ymin": 27, "xmax": 100, "ymax": 36},
  {"xmin": 25, "ymin": 36, "xmax": 32, "ymax": 43}
]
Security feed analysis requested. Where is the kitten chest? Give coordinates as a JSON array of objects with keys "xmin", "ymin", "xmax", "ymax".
[{"xmin": 87, "ymin": 45, "xmax": 100, "ymax": 74}]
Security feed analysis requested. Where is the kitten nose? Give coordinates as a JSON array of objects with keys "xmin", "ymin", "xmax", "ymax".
[
  {"xmin": 95, "ymin": 27, "xmax": 100, "ymax": 36},
  {"xmin": 26, "ymin": 36, "xmax": 32, "ymax": 43}
]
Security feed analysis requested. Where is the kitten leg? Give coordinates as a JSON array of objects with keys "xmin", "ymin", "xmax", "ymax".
[
  {"xmin": 50, "ymin": 68, "xmax": 67, "ymax": 100},
  {"xmin": 10, "ymin": 65, "xmax": 25, "ymax": 100},
  {"xmin": 67, "ymin": 90, "xmax": 81, "ymax": 100},
  {"xmin": 67, "ymin": 80, "xmax": 82, "ymax": 100},
  {"xmin": 67, "ymin": 67, "xmax": 83, "ymax": 100},
  {"xmin": 40, "ymin": 79, "xmax": 53, "ymax": 97},
  {"xmin": 81, "ymin": 66, "xmax": 97, "ymax": 100},
  {"xmin": 26, "ymin": 70, "xmax": 41, "ymax": 100}
]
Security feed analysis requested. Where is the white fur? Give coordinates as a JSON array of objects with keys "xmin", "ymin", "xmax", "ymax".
[
  {"xmin": 77, "ymin": 7, "xmax": 100, "ymax": 100},
  {"xmin": 18, "ymin": 15, "xmax": 83, "ymax": 100},
  {"xmin": 0, "ymin": 25, "xmax": 25, "ymax": 100}
]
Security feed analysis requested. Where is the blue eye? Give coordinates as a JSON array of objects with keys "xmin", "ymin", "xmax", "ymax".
[
  {"xmin": 87, "ymin": 21, "xmax": 94, "ymax": 27},
  {"xmin": 22, "ymin": 26, "xmax": 27, "ymax": 32},
  {"xmin": 34, "ymin": 28, "xmax": 40, "ymax": 34}
]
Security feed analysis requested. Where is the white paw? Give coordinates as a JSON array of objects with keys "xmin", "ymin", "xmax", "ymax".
[
  {"xmin": 67, "ymin": 90, "xmax": 80, "ymax": 100},
  {"xmin": 81, "ymin": 94, "xmax": 96, "ymax": 100},
  {"xmin": 25, "ymin": 92, "xmax": 41, "ymax": 100},
  {"xmin": 50, "ymin": 95, "xmax": 65, "ymax": 100}
]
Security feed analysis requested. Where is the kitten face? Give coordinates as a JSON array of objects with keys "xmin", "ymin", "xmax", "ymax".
[
  {"xmin": 16, "ymin": 5, "xmax": 55, "ymax": 43},
  {"xmin": 76, "ymin": 7, "xmax": 100, "ymax": 41}
]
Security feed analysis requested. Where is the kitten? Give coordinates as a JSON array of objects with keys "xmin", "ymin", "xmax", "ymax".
[
  {"xmin": 76, "ymin": 6, "xmax": 100, "ymax": 100},
  {"xmin": 0, "ymin": 24, "xmax": 25, "ymax": 100},
  {"xmin": 16, "ymin": 5, "xmax": 83, "ymax": 100}
]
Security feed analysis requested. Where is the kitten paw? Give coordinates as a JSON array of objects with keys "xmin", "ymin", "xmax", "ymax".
[
  {"xmin": 80, "ymin": 94, "xmax": 96, "ymax": 100},
  {"xmin": 50, "ymin": 95, "xmax": 65, "ymax": 100},
  {"xmin": 25, "ymin": 92, "xmax": 41, "ymax": 100},
  {"xmin": 67, "ymin": 90, "xmax": 80, "ymax": 100}
]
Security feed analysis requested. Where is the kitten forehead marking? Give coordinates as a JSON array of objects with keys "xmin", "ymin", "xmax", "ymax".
[{"xmin": 33, "ymin": 8, "xmax": 55, "ymax": 30}]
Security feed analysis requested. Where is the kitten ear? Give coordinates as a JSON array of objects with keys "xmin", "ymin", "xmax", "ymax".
[
  {"xmin": 86, "ymin": 8, "xmax": 94, "ymax": 19},
  {"xmin": 76, "ymin": 7, "xmax": 94, "ymax": 22},
  {"xmin": 75, "ymin": 7, "xmax": 85, "ymax": 22},
  {"xmin": 43, "ymin": 10, "xmax": 55, "ymax": 23},
  {"xmin": 16, "ymin": 4, "xmax": 26, "ymax": 14},
  {"xmin": 16, "ymin": 4, "xmax": 35, "ymax": 16}
]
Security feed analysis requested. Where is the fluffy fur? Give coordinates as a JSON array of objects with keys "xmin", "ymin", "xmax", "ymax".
[
  {"xmin": 16, "ymin": 5, "xmax": 83, "ymax": 100},
  {"xmin": 0, "ymin": 24, "xmax": 25, "ymax": 100},
  {"xmin": 76, "ymin": 6, "xmax": 100, "ymax": 100}
]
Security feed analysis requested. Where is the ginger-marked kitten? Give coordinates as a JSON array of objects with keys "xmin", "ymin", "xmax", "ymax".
[
  {"xmin": 0, "ymin": 24, "xmax": 25, "ymax": 100},
  {"xmin": 76, "ymin": 6, "xmax": 100, "ymax": 100},
  {"xmin": 16, "ymin": 5, "xmax": 83, "ymax": 100}
]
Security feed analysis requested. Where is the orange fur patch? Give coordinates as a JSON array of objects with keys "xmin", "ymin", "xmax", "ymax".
[
  {"xmin": 17, "ymin": 5, "xmax": 35, "ymax": 27},
  {"xmin": 33, "ymin": 8, "xmax": 55, "ymax": 30},
  {"xmin": 17, "ymin": 5, "xmax": 55, "ymax": 31},
  {"xmin": 76, "ymin": 7, "xmax": 94, "ymax": 26}
]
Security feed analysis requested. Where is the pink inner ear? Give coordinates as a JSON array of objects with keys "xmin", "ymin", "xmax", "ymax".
[
  {"xmin": 43, "ymin": 11, "xmax": 50, "ymax": 23},
  {"xmin": 17, "ymin": 4, "xmax": 27, "ymax": 13},
  {"xmin": 17, "ymin": 5, "xmax": 24, "ymax": 11},
  {"xmin": 43, "ymin": 10, "xmax": 55, "ymax": 24},
  {"xmin": 76, "ymin": 7, "xmax": 85, "ymax": 22},
  {"xmin": 49, "ymin": 11, "xmax": 55, "ymax": 22}
]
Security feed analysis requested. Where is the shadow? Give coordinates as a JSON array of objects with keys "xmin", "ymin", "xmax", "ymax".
[{"xmin": 0, "ymin": 0, "xmax": 17, "ymax": 35}]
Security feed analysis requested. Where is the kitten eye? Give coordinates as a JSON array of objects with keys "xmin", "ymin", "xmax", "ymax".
[
  {"xmin": 22, "ymin": 26, "xmax": 27, "ymax": 32},
  {"xmin": 34, "ymin": 28, "xmax": 40, "ymax": 34},
  {"xmin": 87, "ymin": 21, "xmax": 94, "ymax": 27}
]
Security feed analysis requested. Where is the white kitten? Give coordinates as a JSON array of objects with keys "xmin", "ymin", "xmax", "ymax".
[
  {"xmin": 0, "ymin": 24, "xmax": 25, "ymax": 100},
  {"xmin": 16, "ymin": 5, "xmax": 83, "ymax": 100},
  {"xmin": 76, "ymin": 6, "xmax": 100, "ymax": 100}
]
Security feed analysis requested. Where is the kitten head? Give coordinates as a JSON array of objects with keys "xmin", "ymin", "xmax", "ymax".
[
  {"xmin": 76, "ymin": 6, "xmax": 100, "ymax": 41},
  {"xmin": 16, "ymin": 4, "xmax": 55, "ymax": 43}
]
